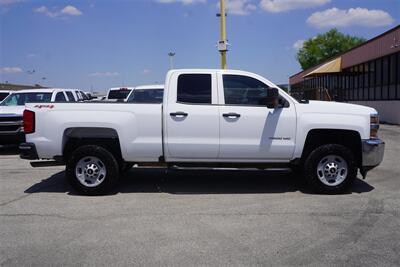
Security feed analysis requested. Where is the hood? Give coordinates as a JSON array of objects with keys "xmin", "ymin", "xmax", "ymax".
[
  {"xmin": 300, "ymin": 100, "xmax": 377, "ymax": 116},
  {"xmin": 0, "ymin": 105, "xmax": 25, "ymax": 116}
]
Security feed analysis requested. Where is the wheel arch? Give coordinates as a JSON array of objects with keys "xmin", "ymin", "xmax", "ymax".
[
  {"xmin": 301, "ymin": 129, "xmax": 362, "ymax": 167},
  {"xmin": 62, "ymin": 127, "xmax": 123, "ymax": 162}
]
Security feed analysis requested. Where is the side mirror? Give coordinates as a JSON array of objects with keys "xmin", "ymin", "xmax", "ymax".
[{"xmin": 266, "ymin": 88, "xmax": 279, "ymax": 109}]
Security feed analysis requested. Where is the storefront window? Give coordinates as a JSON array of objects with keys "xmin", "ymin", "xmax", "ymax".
[
  {"xmin": 382, "ymin": 56, "xmax": 389, "ymax": 100},
  {"xmin": 364, "ymin": 63, "xmax": 369, "ymax": 100},
  {"xmin": 358, "ymin": 64, "xmax": 364, "ymax": 100},
  {"xmin": 389, "ymin": 54, "xmax": 397, "ymax": 100},
  {"xmin": 397, "ymin": 52, "xmax": 400, "ymax": 100},
  {"xmin": 369, "ymin": 61, "xmax": 375, "ymax": 100},
  {"xmin": 375, "ymin": 59, "xmax": 382, "ymax": 100}
]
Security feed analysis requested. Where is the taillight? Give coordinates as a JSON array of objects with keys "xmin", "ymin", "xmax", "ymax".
[{"xmin": 23, "ymin": 110, "xmax": 35, "ymax": 134}]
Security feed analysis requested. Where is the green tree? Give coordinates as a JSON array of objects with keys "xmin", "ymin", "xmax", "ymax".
[{"xmin": 296, "ymin": 29, "xmax": 366, "ymax": 70}]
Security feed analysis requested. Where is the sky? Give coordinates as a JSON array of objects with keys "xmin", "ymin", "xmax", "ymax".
[{"xmin": 0, "ymin": 0, "xmax": 399, "ymax": 92}]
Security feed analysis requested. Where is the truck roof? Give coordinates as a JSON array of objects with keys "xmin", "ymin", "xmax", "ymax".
[
  {"xmin": 8, "ymin": 88, "xmax": 79, "ymax": 94},
  {"xmin": 167, "ymin": 69, "xmax": 279, "ymax": 88},
  {"xmin": 109, "ymin": 87, "xmax": 135, "ymax": 90},
  {"xmin": 134, "ymin": 84, "xmax": 164, "ymax": 90}
]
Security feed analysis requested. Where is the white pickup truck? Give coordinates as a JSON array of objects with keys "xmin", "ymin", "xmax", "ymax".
[
  {"xmin": 0, "ymin": 88, "xmax": 86, "ymax": 145},
  {"xmin": 19, "ymin": 69, "xmax": 384, "ymax": 195},
  {"xmin": 0, "ymin": 90, "xmax": 11, "ymax": 104}
]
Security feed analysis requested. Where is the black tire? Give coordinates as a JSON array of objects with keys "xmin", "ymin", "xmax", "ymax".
[
  {"xmin": 304, "ymin": 144, "xmax": 357, "ymax": 194},
  {"xmin": 66, "ymin": 145, "xmax": 120, "ymax": 195},
  {"xmin": 120, "ymin": 162, "xmax": 134, "ymax": 173}
]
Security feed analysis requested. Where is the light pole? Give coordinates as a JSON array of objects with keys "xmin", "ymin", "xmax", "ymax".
[
  {"xmin": 218, "ymin": 0, "xmax": 228, "ymax": 69},
  {"xmin": 168, "ymin": 52, "xmax": 176, "ymax": 69}
]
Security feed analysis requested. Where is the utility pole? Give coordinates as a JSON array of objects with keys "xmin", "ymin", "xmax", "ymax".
[
  {"xmin": 168, "ymin": 52, "xmax": 176, "ymax": 69},
  {"xmin": 218, "ymin": 0, "xmax": 228, "ymax": 69}
]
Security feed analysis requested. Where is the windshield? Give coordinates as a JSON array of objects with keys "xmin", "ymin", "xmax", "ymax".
[
  {"xmin": 108, "ymin": 89, "xmax": 132, "ymax": 100},
  {"xmin": 0, "ymin": 92, "xmax": 9, "ymax": 102},
  {"xmin": 127, "ymin": 89, "xmax": 163, "ymax": 103},
  {"xmin": 0, "ymin": 92, "xmax": 52, "ymax": 106}
]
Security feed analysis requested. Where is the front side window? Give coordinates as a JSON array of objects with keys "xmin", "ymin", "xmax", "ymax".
[
  {"xmin": 177, "ymin": 74, "xmax": 211, "ymax": 104},
  {"xmin": 223, "ymin": 75, "xmax": 270, "ymax": 105},
  {"xmin": 55, "ymin": 92, "xmax": 67, "ymax": 102},
  {"xmin": 80, "ymin": 91, "xmax": 89, "ymax": 101},
  {"xmin": 75, "ymin": 91, "xmax": 83, "ymax": 101},
  {"xmin": 127, "ymin": 89, "xmax": 163, "ymax": 103},
  {"xmin": 0, "ymin": 93, "xmax": 52, "ymax": 106}
]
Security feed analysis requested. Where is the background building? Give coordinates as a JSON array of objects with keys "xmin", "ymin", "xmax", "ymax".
[
  {"xmin": 0, "ymin": 83, "xmax": 46, "ymax": 91},
  {"xmin": 290, "ymin": 25, "xmax": 400, "ymax": 124}
]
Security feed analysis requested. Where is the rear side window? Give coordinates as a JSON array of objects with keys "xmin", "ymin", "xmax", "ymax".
[
  {"xmin": 55, "ymin": 92, "xmax": 67, "ymax": 102},
  {"xmin": 177, "ymin": 74, "xmax": 211, "ymax": 104},
  {"xmin": 108, "ymin": 89, "xmax": 131, "ymax": 100},
  {"xmin": 66, "ymin": 91, "xmax": 76, "ymax": 102},
  {"xmin": 223, "ymin": 75, "xmax": 270, "ymax": 106},
  {"xmin": 127, "ymin": 89, "xmax": 164, "ymax": 103}
]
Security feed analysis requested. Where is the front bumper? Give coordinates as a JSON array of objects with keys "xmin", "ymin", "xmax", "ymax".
[
  {"xmin": 0, "ymin": 114, "xmax": 24, "ymax": 145},
  {"xmin": 361, "ymin": 138, "xmax": 385, "ymax": 175},
  {"xmin": 19, "ymin": 142, "xmax": 39, "ymax": 160},
  {"xmin": 0, "ymin": 132, "xmax": 25, "ymax": 145}
]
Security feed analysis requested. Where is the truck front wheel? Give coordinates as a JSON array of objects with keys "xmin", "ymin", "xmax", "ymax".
[
  {"xmin": 66, "ymin": 145, "xmax": 120, "ymax": 195},
  {"xmin": 304, "ymin": 144, "xmax": 357, "ymax": 194}
]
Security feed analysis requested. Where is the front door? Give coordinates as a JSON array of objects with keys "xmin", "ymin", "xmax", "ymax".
[{"xmin": 218, "ymin": 73, "xmax": 296, "ymax": 161}]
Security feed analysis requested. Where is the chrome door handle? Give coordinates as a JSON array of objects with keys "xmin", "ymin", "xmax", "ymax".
[
  {"xmin": 170, "ymin": 112, "xmax": 188, "ymax": 117},
  {"xmin": 223, "ymin": 112, "xmax": 241, "ymax": 118}
]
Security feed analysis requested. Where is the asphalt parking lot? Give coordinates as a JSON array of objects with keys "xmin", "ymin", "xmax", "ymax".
[{"xmin": 1, "ymin": 125, "xmax": 399, "ymax": 266}]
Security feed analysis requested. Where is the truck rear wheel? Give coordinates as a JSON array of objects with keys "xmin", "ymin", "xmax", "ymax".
[
  {"xmin": 304, "ymin": 144, "xmax": 356, "ymax": 194},
  {"xmin": 66, "ymin": 145, "xmax": 120, "ymax": 195}
]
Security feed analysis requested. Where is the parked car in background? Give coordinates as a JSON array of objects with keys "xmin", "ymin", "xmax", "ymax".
[
  {"xmin": 0, "ymin": 90, "xmax": 11, "ymax": 104},
  {"xmin": 126, "ymin": 84, "xmax": 164, "ymax": 103},
  {"xmin": 19, "ymin": 69, "xmax": 384, "ymax": 195},
  {"xmin": 84, "ymin": 92, "xmax": 96, "ymax": 100},
  {"xmin": 0, "ymin": 88, "xmax": 82, "ymax": 145},
  {"xmin": 106, "ymin": 87, "xmax": 133, "ymax": 101}
]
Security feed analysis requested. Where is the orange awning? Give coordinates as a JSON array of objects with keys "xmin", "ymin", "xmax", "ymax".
[{"xmin": 303, "ymin": 57, "xmax": 342, "ymax": 78}]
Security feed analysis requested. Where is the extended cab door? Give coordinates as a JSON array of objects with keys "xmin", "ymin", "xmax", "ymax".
[
  {"xmin": 217, "ymin": 71, "xmax": 296, "ymax": 161},
  {"xmin": 164, "ymin": 71, "xmax": 220, "ymax": 160}
]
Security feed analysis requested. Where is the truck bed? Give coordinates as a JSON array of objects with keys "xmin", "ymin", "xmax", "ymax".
[{"xmin": 25, "ymin": 102, "xmax": 163, "ymax": 162}]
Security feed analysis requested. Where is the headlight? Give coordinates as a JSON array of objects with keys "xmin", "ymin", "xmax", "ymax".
[{"xmin": 370, "ymin": 114, "xmax": 379, "ymax": 138}]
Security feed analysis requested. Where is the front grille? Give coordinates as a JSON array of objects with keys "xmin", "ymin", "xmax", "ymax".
[
  {"xmin": 0, "ymin": 115, "xmax": 23, "ymax": 133},
  {"xmin": 0, "ymin": 125, "xmax": 21, "ymax": 132},
  {"xmin": 0, "ymin": 116, "xmax": 22, "ymax": 122}
]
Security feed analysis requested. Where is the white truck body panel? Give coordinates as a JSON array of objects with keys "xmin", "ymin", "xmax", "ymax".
[{"xmin": 28, "ymin": 103, "xmax": 162, "ymax": 161}]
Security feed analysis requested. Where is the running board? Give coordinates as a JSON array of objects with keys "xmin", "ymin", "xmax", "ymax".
[
  {"xmin": 30, "ymin": 161, "xmax": 65, "ymax": 168},
  {"xmin": 169, "ymin": 166, "xmax": 292, "ymax": 172}
]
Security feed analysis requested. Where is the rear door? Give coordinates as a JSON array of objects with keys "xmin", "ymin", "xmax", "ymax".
[{"xmin": 165, "ymin": 71, "xmax": 220, "ymax": 160}]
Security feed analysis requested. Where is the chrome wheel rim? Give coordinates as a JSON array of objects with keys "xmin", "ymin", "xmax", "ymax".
[
  {"xmin": 317, "ymin": 155, "xmax": 348, "ymax": 186},
  {"xmin": 75, "ymin": 156, "xmax": 106, "ymax": 187}
]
